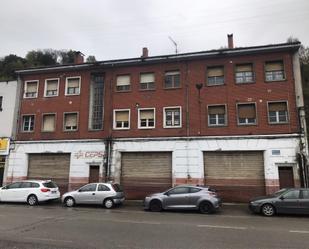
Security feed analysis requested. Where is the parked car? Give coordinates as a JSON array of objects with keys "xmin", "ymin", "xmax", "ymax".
[
  {"xmin": 249, "ymin": 188, "xmax": 309, "ymax": 216},
  {"xmin": 0, "ymin": 180, "xmax": 60, "ymax": 206},
  {"xmin": 144, "ymin": 185, "xmax": 221, "ymax": 214},
  {"xmin": 62, "ymin": 182, "xmax": 125, "ymax": 208}
]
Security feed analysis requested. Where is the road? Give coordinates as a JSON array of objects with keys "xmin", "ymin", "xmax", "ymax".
[{"xmin": 0, "ymin": 202, "xmax": 308, "ymax": 249}]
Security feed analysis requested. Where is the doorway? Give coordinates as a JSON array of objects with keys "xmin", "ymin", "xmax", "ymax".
[
  {"xmin": 279, "ymin": 167, "xmax": 294, "ymax": 189},
  {"xmin": 89, "ymin": 165, "xmax": 100, "ymax": 183}
]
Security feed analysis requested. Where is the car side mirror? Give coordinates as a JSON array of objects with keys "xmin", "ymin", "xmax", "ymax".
[
  {"xmin": 164, "ymin": 192, "xmax": 169, "ymax": 196},
  {"xmin": 2, "ymin": 187, "xmax": 7, "ymax": 190},
  {"xmin": 279, "ymin": 196, "xmax": 285, "ymax": 200},
  {"xmin": 78, "ymin": 189, "xmax": 82, "ymax": 192}
]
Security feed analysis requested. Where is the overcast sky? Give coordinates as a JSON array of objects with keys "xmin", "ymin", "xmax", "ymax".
[{"xmin": 1, "ymin": 0, "xmax": 309, "ymax": 61}]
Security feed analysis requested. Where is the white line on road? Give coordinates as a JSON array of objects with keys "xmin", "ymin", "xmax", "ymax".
[
  {"xmin": 289, "ymin": 230, "xmax": 309, "ymax": 234},
  {"xmin": 197, "ymin": 225, "xmax": 247, "ymax": 230},
  {"xmin": 25, "ymin": 237, "xmax": 73, "ymax": 243}
]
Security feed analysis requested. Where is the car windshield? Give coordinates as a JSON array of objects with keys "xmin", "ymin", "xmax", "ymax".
[
  {"xmin": 272, "ymin": 188, "xmax": 288, "ymax": 197},
  {"xmin": 43, "ymin": 181, "xmax": 58, "ymax": 188}
]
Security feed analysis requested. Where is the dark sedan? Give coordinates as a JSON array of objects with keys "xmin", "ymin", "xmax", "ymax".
[{"xmin": 249, "ymin": 188, "xmax": 309, "ymax": 216}]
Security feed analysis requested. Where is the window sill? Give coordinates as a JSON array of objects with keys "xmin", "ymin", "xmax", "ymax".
[
  {"xmin": 265, "ymin": 79, "xmax": 287, "ymax": 83},
  {"xmin": 41, "ymin": 131, "xmax": 55, "ymax": 133},
  {"xmin": 20, "ymin": 131, "xmax": 34, "ymax": 133},
  {"xmin": 65, "ymin": 93, "xmax": 80, "ymax": 96},
  {"xmin": 88, "ymin": 128, "xmax": 104, "ymax": 132},
  {"xmin": 208, "ymin": 124, "xmax": 227, "ymax": 127},
  {"xmin": 206, "ymin": 83, "xmax": 225, "ymax": 87},
  {"xmin": 63, "ymin": 129, "xmax": 78, "ymax": 132},
  {"xmin": 115, "ymin": 90, "xmax": 132, "ymax": 93},
  {"xmin": 163, "ymin": 126, "xmax": 182, "ymax": 129},
  {"xmin": 23, "ymin": 96, "xmax": 37, "ymax": 99},
  {"xmin": 44, "ymin": 95, "xmax": 58, "ymax": 98},
  {"xmin": 138, "ymin": 127, "xmax": 155, "ymax": 129},
  {"xmin": 237, "ymin": 123, "xmax": 257, "ymax": 126},
  {"xmin": 139, "ymin": 89, "xmax": 156, "ymax": 92},
  {"xmin": 164, "ymin": 87, "xmax": 182, "ymax": 90},
  {"xmin": 235, "ymin": 81, "xmax": 255, "ymax": 85},
  {"xmin": 268, "ymin": 122, "xmax": 289, "ymax": 125},
  {"xmin": 113, "ymin": 127, "xmax": 130, "ymax": 130}
]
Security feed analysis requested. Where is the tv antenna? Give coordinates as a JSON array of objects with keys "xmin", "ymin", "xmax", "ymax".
[{"xmin": 168, "ymin": 36, "xmax": 178, "ymax": 54}]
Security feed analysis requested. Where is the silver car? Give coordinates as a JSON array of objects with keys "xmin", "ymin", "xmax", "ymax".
[
  {"xmin": 144, "ymin": 185, "xmax": 221, "ymax": 214},
  {"xmin": 62, "ymin": 183, "xmax": 125, "ymax": 209}
]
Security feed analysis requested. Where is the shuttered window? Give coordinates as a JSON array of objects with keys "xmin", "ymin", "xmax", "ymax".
[
  {"xmin": 265, "ymin": 61, "xmax": 285, "ymax": 81},
  {"xmin": 139, "ymin": 109, "xmax": 155, "ymax": 128},
  {"xmin": 116, "ymin": 75, "xmax": 131, "ymax": 91},
  {"xmin": 64, "ymin": 113, "xmax": 78, "ymax": 131},
  {"xmin": 268, "ymin": 102, "xmax": 288, "ymax": 123},
  {"xmin": 66, "ymin": 77, "xmax": 81, "ymax": 95},
  {"xmin": 235, "ymin": 64, "xmax": 254, "ymax": 83},
  {"xmin": 45, "ymin": 79, "xmax": 59, "ymax": 97},
  {"xmin": 208, "ymin": 105, "xmax": 226, "ymax": 126},
  {"xmin": 114, "ymin": 110, "xmax": 130, "ymax": 129},
  {"xmin": 24, "ymin": 81, "xmax": 38, "ymax": 98},
  {"xmin": 42, "ymin": 114, "xmax": 55, "ymax": 132},
  {"xmin": 140, "ymin": 73, "xmax": 155, "ymax": 90},
  {"xmin": 237, "ymin": 103, "xmax": 256, "ymax": 125},
  {"xmin": 165, "ymin": 71, "xmax": 180, "ymax": 88},
  {"xmin": 207, "ymin": 66, "xmax": 224, "ymax": 86}
]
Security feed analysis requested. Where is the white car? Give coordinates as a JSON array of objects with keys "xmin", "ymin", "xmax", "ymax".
[{"xmin": 0, "ymin": 180, "xmax": 60, "ymax": 205}]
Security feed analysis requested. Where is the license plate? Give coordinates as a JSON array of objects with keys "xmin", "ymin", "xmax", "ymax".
[{"xmin": 52, "ymin": 191, "xmax": 57, "ymax": 194}]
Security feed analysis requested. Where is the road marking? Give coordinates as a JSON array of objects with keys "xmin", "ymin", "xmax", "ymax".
[
  {"xmin": 290, "ymin": 230, "xmax": 309, "ymax": 234},
  {"xmin": 25, "ymin": 237, "xmax": 73, "ymax": 243},
  {"xmin": 111, "ymin": 219, "xmax": 161, "ymax": 225},
  {"xmin": 197, "ymin": 225, "xmax": 247, "ymax": 230}
]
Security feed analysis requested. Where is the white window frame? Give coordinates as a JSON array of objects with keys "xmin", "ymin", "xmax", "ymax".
[
  {"xmin": 113, "ymin": 109, "xmax": 130, "ymax": 130},
  {"xmin": 63, "ymin": 112, "xmax": 79, "ymax": 131},
  {"xmin": 65, "ymin": 76, "xmax": 81, "ymax": 96},
  {"xmin": 267, "ymin": 101, "xmax": 289, "ymax": 124},
  {"xmin": 207, "ymin": 105, "xmax": 227, "ymax": 127},
  {"xmin": 138, "ymin": 108, "xmax": 155, "ymax": 129},
  {"xmin": 24, "ymin": 80, "xmax": 39, "ymax": 99},
  {"xmin": 21, "ymin": 114, "xmax": 35, "ymax": 132},
  {"xmin": 163, "ymin": 106, "xmax": 182, "ymax": 128},
  {"xmin": 44, "ymin": 78, "xmax": 59, "ymax": 97},
  {"xmin": 41, "ymin": 113, "xmax": 56, "ymax": 132}
]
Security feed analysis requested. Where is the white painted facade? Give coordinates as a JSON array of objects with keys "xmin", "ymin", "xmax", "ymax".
[{"xmin": 7, "ymin": 135, "xmax": 301, "ymax": 193}]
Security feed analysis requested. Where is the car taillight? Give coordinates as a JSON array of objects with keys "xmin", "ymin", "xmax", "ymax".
[
  {"xmin": 40, "ymin": 188, "xmax": 50, "ymax": 193},
  {"xmin": 209, "ymin": 191, "xmax": 217, "ymax": 197}
]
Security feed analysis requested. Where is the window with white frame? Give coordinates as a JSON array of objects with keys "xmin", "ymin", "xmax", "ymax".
[
  {"xmin": 207, "ymin": 66, "xmax": 224, "ymax": 86},
  {"xmin": 44, "ymin": 79, "xmax": 59, "ymax": 97},
  {"xmin": 235, "ymin": 64, "xmax": 254, "ymax": 83},
  {"xmin": 64, "ymin": 113, "xmax": 78, "ymax": 131},
  {"xmin": 116, "ymin": 75, "xmax": 131, "ymax": 91},
  {"xmin": 42, "ymin": 114, "xmax": 56, "ymax": 132},
  {"xmin": 138, "ymin": 109, "xmax": 155, "ymax": 128},
  {"xmin": 268, "ymin": 102, "xmax": 288, "ymax": 124},
  {"xmin": 265, "ymin": 61, "xmax": 285, "ymax": 81},
  {"xmin": 22, "ymin": 115, "xmax": 35, "ymax": 132},
  {"xmin": 114, "ymin": 110, "xmax": 130, "ymax": 129},
  {"xmin": 24, "ymin": 81, "xmax": 38, "ymax": 98},
  {"xmin": 237, "ymin": 103, "xmax": 256, "ymax": 125},
  {"xmin": 165, "ymin": 71, "xmax": 180, "ymax": 88},
  {"xmin": 164, "ymin": 107, "xmax": 181, "ymax": 128},
  {"xmin": 208, "ymin": 105, "xmax": 226, "ymax": 126},
  {"xmin": 140, "ymin": 73, "xmax": 155, "ymax": 90},
  {"xmin": 65, "ymin": 77, "xmax": 81, "ymax": 95}
]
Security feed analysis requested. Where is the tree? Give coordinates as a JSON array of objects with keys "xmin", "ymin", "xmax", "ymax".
[
  {"xmin": 25, "ymin": 49, "xmax": 58, "ymax": 67},
  {"xmin": 0, "ymin": 54, "xmax": 26, "ymax": 80},
  {"xmin": 86, "ymin": 55, "xmax": 97, "ymax": 63},
  {"xmin": 59, "ymin": 50, "xmax": 76, "ymax": 64}
]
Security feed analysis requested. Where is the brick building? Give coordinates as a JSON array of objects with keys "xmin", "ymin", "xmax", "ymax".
[{"xmin": 6, "ymin": 36, "xmax": 308, "ymax": 201}]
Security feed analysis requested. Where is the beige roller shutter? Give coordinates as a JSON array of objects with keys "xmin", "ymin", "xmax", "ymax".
[
  {"xmin": 204, "ymin": 151, "xmax": 265, "ymax": 202},
  {"xmin": 28, "ymin": 153, "xmax": 70, "ymax": 194},
  {"xmin": 121, "ymin": 152, "xmax": 172, "ymax": 199}
]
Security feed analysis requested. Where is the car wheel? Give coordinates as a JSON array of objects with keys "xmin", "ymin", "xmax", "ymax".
[
  {"xmin": 64, "ymin": 197, "xmax": 75, "ymax": 207},
  {"xmin": 199, "ymin": 201, "xmax": 214, "ymax": 214},
  {"xmin": 27, "ymin": 195, "xmax": 38, "ymax": 206},
  {"xmin": 104, "ymin": 198, "xmax": 114, "ymax": 209},
  {"xmin": 149, "ymin": 200, "xmax": 162, "ymax": 212},
  {"xmin": 261, "ymin": 203, "xmax": 275, "ymax": 216}
]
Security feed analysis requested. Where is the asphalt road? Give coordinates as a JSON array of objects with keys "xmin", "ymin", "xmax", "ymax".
[{"xmin": 0, "ymin": 202, "xmax": 308, "ymax": 249}]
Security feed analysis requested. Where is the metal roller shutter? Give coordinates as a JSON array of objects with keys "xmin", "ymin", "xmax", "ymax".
[
  {"xmin": 204, "ymin": 151, "xmax": 265, "ymax": 202},
  {"xmin": 121, "ymin": 152, "xmax": 172, "ymax": 199},
  {"xmin": 28, "ymin": 153, "xmax": 70, "ymax": 194}
]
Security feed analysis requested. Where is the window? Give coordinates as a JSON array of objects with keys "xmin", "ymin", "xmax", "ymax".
[
  {"xmin": 138, "ymin": 109, "xmax": 155, "ymax": 129},
  {"xmin": 140, "ymin": 73, "xmax": 155, "ymax": 90},
  {"xmin": 283, "ymin": 190, "xmax": 300, "ymax": 199},
  {"xmin": 89, "ymin": 75, "xmax": 104, "ymax": 130},
  {"xmin": 44, "ymin": 78, "xmax": 59, "ymax": 97},
  {"xmin": 165, "ymin": 71, "xmax": 180, "ymax": 88},
  {"xmin": 208, "ymin": 105, "xmax": 226, "ymax": 126},
  {"xmin": 301, "ymin": 190, "xmax": 309, "ymax": 199},
  {"xmin": 64, "ymin": 113, "xmax": 78, "ymax": 131},
  {"xmin": 237, "ymin": 103, "xmax": 256, "ymax": 125},
  {"xmin": 5, "ymin": 182, "xmax": 21, "ymax": 189},
  {"xmin": 116, "ymin": 75, "xmax": 130, "ymax": 91},
  {"xmin": 265, "ymin": 61, "xmax": 285, "ymax": 81},
  {"xmin": 0, "ymin": 96, "xmax": 3, "ymax": 111},
  {"xmin": 22, "ymin": 115, "xmax": 35, "ymax": 132},
  {"xmin": 65, "ymin": 77, "xmax": 81, "ymax": 95},
  {"xmin": 79, "ymin": 184, "xmax": 97, "ymax": 192},
  {"xmin": 98, "ymin": 184, "xmax": 111, "ymax": 191},
  {"xmin": 24, "ymin": 81, "xmax": 38, "ymax": 98},
  {"xmin": 190, "ymin": 187, "xmax": 201, "ymax": 193},
  {"xmin": 268, "ymin": 102, "xmax": 288, "ymax": 124},
  {"xmin": 42, "ymin": 114, "xmax": 56, "ymax": 132},
  {"xmin": 235, "ymin": 64, "xmax": 254, "ymax": 83},
  {"xmin": 207, "ymin": 66, "xmax": 224, "ymax": 86},
  {"xmin": 164, "ymin": 107, "xmax": 181, "ymax": 128},
  {"xmin": 167, "ymin": 187, "xmax": 190, "ymax": 195},
  {"xmin": 114, "ymin": 109, "xmax": 130, "ymax": 129},
  {"xmin": 20, "ymin": 182, "xmax": 32, "ymax": 188}
]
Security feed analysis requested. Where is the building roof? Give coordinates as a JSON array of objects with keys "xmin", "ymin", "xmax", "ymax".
[{"xmin": 15, "ymin": 42, "xmax": 301, "ymax": 75}]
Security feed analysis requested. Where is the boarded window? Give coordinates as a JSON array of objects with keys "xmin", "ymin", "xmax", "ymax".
[{"xmin": 42, "ymin": 114, "xmax": 55, "ymax": 132}]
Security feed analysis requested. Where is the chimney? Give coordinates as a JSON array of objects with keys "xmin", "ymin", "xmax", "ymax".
[
  {"xmin": 141, "ymin": 47, "xmax": 148, "ymax": 58},
  {"xmin": 227, "ymin": 34, "xmax": 234, "ymax": 49},
  {"xmin": 74, "ymin": 51, "xmax": 84, "ymax": 64}
]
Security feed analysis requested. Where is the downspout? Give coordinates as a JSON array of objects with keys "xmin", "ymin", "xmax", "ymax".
[{"xmin": 184, "ymin": 61, "xmax": 191, "ymax": 183}]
